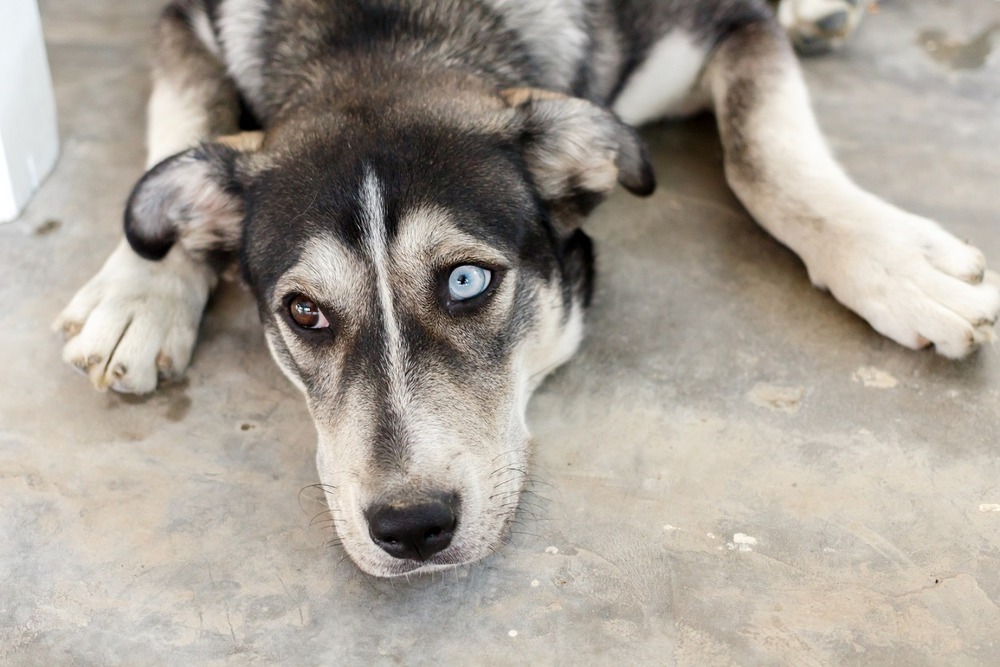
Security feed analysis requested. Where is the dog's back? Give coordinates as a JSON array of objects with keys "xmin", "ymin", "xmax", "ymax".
[{"xmin": 179, "ymin": 0, "xmax": 774, "ymax": 122}]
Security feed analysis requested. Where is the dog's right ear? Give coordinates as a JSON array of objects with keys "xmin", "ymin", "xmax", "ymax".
[{"xmin": 124, "ymin": 132, "xmax": 263, "ymax": 261}]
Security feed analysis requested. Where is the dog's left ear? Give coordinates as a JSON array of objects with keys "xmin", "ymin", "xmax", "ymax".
[
  {"xmin": 501, "ymin": 88, "xmax": 655, "ymax": 223},
  {"xmin": 124, "ymin": 132, "xmax": 264, "ymax": 261}
]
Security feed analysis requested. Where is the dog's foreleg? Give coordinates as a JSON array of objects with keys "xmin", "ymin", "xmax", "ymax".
[
  {"xmin": 704, "ymin": 20, "xmax": 999, "ymax": 357},
  {"xmin": 55, "ymin": 3, "xmax": 241, "ymax": 393}
]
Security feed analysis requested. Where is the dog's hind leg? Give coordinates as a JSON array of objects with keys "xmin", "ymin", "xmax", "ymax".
[
  {"xmin": 55, "ymin": 2, "xmax": 241, "ymax": 393},
  {"xmin": 703, "ymin": 17, "xmax": 999, "ymax": 357},
  {"xmin": 774, "ymin": 0, "xmax": 866, "ymax": 53}
]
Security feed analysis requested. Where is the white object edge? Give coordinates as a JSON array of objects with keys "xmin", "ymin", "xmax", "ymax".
[{"xmin": 0, "ymin": 0, "xmax": 60, "ymax": 223}]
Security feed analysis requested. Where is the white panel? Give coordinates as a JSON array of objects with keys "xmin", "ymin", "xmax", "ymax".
[{"xmin": 0, "ymin": 0, "xmax": 60, "ymax": 223}]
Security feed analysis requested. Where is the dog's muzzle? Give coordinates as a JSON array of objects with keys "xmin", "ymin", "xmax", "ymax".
[{"xmin": 365, "ymin": 492, "xmax": 460, "ymax": 561}]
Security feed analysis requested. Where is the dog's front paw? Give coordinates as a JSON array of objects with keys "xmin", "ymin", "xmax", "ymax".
[
  {"xmin": 54, "ymin": 241, "xmax": 215, "ymax": 393},
  {"xmin": 808, "ymin": 212, "xmax": 1000, "ymax": 359},
  {"xmin": 777, "ymin": 0, "xmax": 866, "ymax": 54}
]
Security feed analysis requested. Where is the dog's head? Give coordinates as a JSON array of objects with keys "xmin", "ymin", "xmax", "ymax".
[{"xmin": 125, "ymin": 88, "xmax": 653, "ymax": 576}]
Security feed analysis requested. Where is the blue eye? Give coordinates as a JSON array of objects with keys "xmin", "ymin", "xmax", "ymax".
[{"xmin": 448, "ymin": 265, "xmax": 492, "ymax": 301}]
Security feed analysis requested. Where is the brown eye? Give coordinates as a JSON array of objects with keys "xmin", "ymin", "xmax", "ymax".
[{"xmin": 288, "ymin": 294, "xmax": 330, "ymax": 329}]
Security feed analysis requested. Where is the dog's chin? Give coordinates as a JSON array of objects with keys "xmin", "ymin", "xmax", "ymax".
[{"xmin": 345, "ymin": 543, "xmax": 497, "ymax": 579}]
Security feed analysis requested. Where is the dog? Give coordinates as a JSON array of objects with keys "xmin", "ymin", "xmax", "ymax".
[{"xmin": 54, "ymin": 0, "xmax": 999, "ymax": 578}]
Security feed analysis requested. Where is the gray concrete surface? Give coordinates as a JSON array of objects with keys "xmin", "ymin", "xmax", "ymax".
[{"xmin": 3, "ymin": 0, "xmax": 1000, "ymax": 664}]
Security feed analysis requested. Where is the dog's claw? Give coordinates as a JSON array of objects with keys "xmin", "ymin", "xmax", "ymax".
[
  {"xmin": 59, "ymin": 320, "xmax": 83, "ymax": 339},
  {"xmin": 964, "ymin": 270, "xmax": 985, "ymax": 285},
  {"xmin": 155, "ymin": 352, "xmax": 173, "ymax": 373}
]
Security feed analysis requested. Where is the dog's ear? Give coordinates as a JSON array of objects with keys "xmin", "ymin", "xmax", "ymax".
[
  {"xmin": 124, "ymin": 131, "xmax": 264, "ymax": 261},
  {"xmin": 501, "ymin": 88, "xmax": 655, "ymax": 225}
]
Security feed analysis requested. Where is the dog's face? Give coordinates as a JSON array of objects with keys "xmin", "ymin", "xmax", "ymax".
[
  {"xmin": 244, "ymin": 116, "xmax": 597, "ymax": 576},
  {"xmin": 125, "ymin": 89, "xmax": 653, "ymax": 576}
]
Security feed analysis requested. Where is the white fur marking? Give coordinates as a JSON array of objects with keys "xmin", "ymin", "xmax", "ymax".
[
  {"xmin": 217, "ymin": 0, "xmax": 268, "ymax": 106},
  {"xmin": 359, "ymin": 169, "xmax": 411, "ymax": 424},
  {"xmin": 523, "ymin": 288, "xmax": 584, "ymax": 393},
  {"xmin": 613, "ymin": 31, "xmax": 709, "ymax": 126},
  {"xmin": 780, "ymin": 0, "xmax": 852, "ymax": 25},
  {"xmin": 190, "ymin": 7, "xmax": 222, "ymax": 58},
  {"xmin": 146, "ymin": 80, "xmax": 211, "ymax": 167}
]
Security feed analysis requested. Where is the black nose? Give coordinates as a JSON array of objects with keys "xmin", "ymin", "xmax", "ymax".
[{"xmin": 366, "ymin": 493, "xmax": 459, "ymax": 561}]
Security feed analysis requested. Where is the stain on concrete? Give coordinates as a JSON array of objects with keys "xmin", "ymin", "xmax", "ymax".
[
  {"xmin": 33, "ymin": 219, "xmax": 62, "ymax": 236},
  {"xmin": 747, "ymin": 383, "xmax": 805, "ymax": 413},
  {"xmin": 918, "ymin": 23, "xmax": 999, "ymax": 70},
  {"xmin": 852, "ymin": 366, "xmax": 897, "ymax": 389},
  {"xmin": 166, "ymin": 392, "xmax": 192, "ymax": 422},
  {"xmin": 113, "ymin": 392, "xmax": 152, "ymax": 407},
  {"xmin": 106, "ymin": 378, "xmax": 191, "ymax": 422}
]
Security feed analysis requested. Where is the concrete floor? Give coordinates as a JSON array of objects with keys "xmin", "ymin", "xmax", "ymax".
[{"xmin": 3, "ymin": 0, "xmax": 1000, "ymax": 664}]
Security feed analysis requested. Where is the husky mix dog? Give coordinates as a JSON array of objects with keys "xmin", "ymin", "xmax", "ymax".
[{"xmin": 55, "ymin": 0, "xmax": 998, "ymax": 577}]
